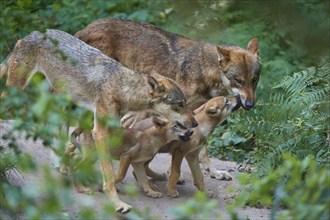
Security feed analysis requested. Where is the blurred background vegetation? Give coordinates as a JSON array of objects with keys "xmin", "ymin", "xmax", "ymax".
[{"xmin": 0, "ymin": 0, "xmax": 329, "ymax": 219}]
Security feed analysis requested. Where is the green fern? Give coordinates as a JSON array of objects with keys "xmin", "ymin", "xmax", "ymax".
[
  {"xmin": 274, "ymin": 57, "xmax": 330, "ymax": 103},
  {"xmin": 274, "ymin": 67, "xmax": 316, "ymax": 98},
  {"xmin": 0, "ymin": 152, "xmax": 19, "ymax": 183},
  {"xmin": 210, "ymin": 56, "xmax": 330, "ymax": 175}
]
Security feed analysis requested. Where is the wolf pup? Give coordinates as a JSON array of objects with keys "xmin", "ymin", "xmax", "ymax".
[
  {"xmin": 0, "ymin": 29, "xmax": 197, "ymax": 213},
  {"xmin": 141, "ymin": 97, "xmax": 239, "ymax": 197},
  {"xmin": 163, "ymin": 96, "xmax": 239, "ymax": 197},
  {"xmin": 76, "ymin": 18, "xmax": 261, "ymax": 180},
  {"xmin": 70, "ymin": 114, "xmax": 193, "ymax": 198}
]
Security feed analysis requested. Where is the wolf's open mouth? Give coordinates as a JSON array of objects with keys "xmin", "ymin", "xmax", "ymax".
[
  {"xmin": 179, "ymin": 135, "xmax": 191, "ymax": 142},
  {"xmin": 233, "ymin": 96, "xmax": 242, "ymax": 112},
  {"xmin": 179, "ymin": 129, "xmax": 193, "ymax": 142}
]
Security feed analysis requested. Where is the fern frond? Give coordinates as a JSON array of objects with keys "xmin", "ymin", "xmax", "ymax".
[
  {"xmin": 274, "ymin": 67, "xmax": 316, "ymax": 98},
  {"xmin": 299, "ymin": 87, "xmax": 330, "ymax": 104},
  {"xmin": 317, "ymin": 57, "xmax": 330, "ymax": 78}
]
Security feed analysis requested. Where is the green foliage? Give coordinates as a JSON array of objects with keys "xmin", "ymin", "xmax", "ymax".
[
  {"xmin": 212, "ymin": 57, "xmax": 329, "ymax": 174},
  {"xmin": 208, "ymin": 128, "xmax": 250, "ymax": 162},
  {"xmin": 231, "ymin": 153, "xmax": 330, "ymax": 220},
  {"xmin": 168, "ymin": 191, "xmax": 220, "ymax": 220},
  {"xmin": 0, "ymin": 152, "xmax": 18, "ymax": 183},
  {"xmin": 0, "ymin": 0, "xmax": 166, "ymax": 60},
  {"xmin": 0, "ymin": 0, "xmax": 329, "ymax": 219}
]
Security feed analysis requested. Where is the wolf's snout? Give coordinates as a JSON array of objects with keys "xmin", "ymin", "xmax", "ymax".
[
  {"xmin": 186, "ymin": 129, "xmax": 193, "ymax": 137},
  {"xmin": 244, "ymin": 99, "xmax": 255, "ymax": 110},
  {"xmin": 179, "ymin": 129, "xmax": 193, "ymax": 142},
  {"xmin": 180, "ymin": 117, "xmax": 198, "ymax": 129},
  {"xmin": 237, "ymin": 94, "xmax": 255, "ymax": 110},
  {"xmin": 191, "ymin": 118, "xmax": 198, "ymax": 128}
]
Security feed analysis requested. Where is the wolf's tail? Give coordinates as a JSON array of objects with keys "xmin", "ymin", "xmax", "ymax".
[{"xmin": 0, "ymin": 53, "xmax": 11, "ymax": 80}]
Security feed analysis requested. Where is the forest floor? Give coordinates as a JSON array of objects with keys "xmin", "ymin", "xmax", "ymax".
[{"xmin": 1, "ymin": 120, "xmax": 270, "ymax": 219}]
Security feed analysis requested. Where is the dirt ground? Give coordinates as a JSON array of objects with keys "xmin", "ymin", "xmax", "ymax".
[{"xmin": 1, "ymin": 120, "xmax": 270, "ymax": 219}]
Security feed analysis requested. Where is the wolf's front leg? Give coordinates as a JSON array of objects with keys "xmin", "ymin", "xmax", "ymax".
[
  {"xmin": 166, "ymin": 150, "xmax": 185, "ymax": 198},
  {"xmin": 132, "ymin": 162, "xmax": 163, "ymax": 198},
  {"xmin": 94, "ymin": 112, "xmax": 131, "ymax": 213}
]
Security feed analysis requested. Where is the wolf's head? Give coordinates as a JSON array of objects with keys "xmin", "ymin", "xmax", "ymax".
[
  {"xmin": 151, "ymin": 116, "xmax": 193, "ymax": 142},
  {"xmin": 145, "ymin": 73, "xmax": 198, "ymax": 129},
  {"xmin": 193, "ymin": 96, "xmax": 240, "ymax": 125},
  {"xmin": 217, "ymin": 38, "xmax": 261, "ymax": 110}
]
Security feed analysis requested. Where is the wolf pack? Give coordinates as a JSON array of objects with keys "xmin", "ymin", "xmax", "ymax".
[{"xmin": 0, "ymin": 18, "xmax": 261, "ymax": 213}]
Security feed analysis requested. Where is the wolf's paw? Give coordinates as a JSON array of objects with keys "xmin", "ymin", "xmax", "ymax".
[
  {"xmin": 115, "ymin": 201, "xmax": 132, "ymax": 214},
  {"xmin": 75, "ymin": 183, "xmax": 94, "ymax": 195},
  {"xmin": 177, "ymin": 175, "xmax": 185, "ymax": 185},
  {"xmin": 145, "ymin": 190, "xmax": 163, "ymax": 198},
  {"xmin": 149, "ymin": 182, "xmax": 160, "ymax": 191},
  {"xmin": 80, "ymin": 188, "xmax": 94, "ymax": 195},
  {"xmin": 207, "ymin": 190, "xmax": 217, "ymax": 198},
  {"xmin": 210, "ymin": 170, "xmax": 232, "ymax": 181},
  {"xmin": 121, "ymin": 111, "xmax": 150, "ymax": 129},
  {"xmin": 166, "ymin": 189, "xmax": 180, "ymax": 198},
  {"xmin": 59, "ymin": 165, "xmax": 70, "ymax": 175}
]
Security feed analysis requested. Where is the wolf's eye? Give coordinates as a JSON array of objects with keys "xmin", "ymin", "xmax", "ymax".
[
  {"xmin": 235, "ymin": 78, "xmax": 243, "ymax": 84},
  {"xmin": 177, "ymin": 102, "xmax": 184, "ymax": 108}
]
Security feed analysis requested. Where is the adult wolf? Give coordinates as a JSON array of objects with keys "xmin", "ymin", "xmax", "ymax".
[
  {"xmin": 76, "ymin": 18, "xmax": 261, "ymax": 180},
  {"xmin": 0, "ymin": 29, "xmax": 196, "ymax": 212}
]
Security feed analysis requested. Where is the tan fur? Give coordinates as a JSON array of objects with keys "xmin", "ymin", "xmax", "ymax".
[
  {"xmin": 0, "ymin": 29, "xmax": 197, "ymax": 213},
  {"xmin": 70, "ymin": 115, "xmax": 193, "ymax": 198},
  {"xmin": 147, "ymin": 96, "xmax": 239, "ymax": 197},
  {"xmin": 76, "ymin": 18, "xmax": 261, "ymax": 180}
]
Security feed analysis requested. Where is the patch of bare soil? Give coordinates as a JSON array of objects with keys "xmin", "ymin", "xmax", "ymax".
[{"xmin": 0, "ymin": 120, "xmax": 270, "ymax": 219}]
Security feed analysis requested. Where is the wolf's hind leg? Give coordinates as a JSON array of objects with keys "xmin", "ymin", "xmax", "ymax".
[{"xmin": 199, "ymin": 144, "xmax": 232, "ymax": 181}]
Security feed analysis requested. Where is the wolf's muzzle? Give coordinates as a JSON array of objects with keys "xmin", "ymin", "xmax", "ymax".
[
  {"xmin": 179, "ymin": 129, "xmax": 193, "ymax": 142},
  {"xmin": 244, "ymin": 99, "xmax": 255, "ymax": 110},
  {"xmin": 237, "ymin": 95, "xmax": 255, "ymax": 110},
  {"xmin": 191, "ymin": 118, "xmax": 198, "ymax": 128}
]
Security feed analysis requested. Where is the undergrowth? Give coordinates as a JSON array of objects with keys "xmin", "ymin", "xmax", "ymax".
[{"xmin": 210, "ymin": 57, "xmax": 330, "ymax": 174}]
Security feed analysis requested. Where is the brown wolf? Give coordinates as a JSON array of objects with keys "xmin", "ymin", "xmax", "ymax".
[
  {"xmin": 75, "ymin": 18, "xmax": 261, "ymax": 180},
  {"xmin": 70, "ymin": 114, "xmax": 193, "ymax": 198},
  {"xmin": 0, "ymin": 29, "xmax": 197, "ymax": 213}
]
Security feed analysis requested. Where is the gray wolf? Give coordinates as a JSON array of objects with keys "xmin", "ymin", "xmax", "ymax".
[
  {"xmin": 0, "ymin": 29, "xmax": 197, "ymax": 213},
  {"xmin": 70, "ymin": 114, "xmax": 193, "ymax": 198},
  {"xmin": 75, "ymin": 18, "xmax": 261, "ymax": 180}
]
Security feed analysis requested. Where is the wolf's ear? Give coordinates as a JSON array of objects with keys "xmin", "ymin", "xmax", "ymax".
[
  {"xmin": 147, "ymin": 76, "xmax": 165, "ymax": 94},
  {"xmin": 150, "ymin": 70, "xmax": 163, "ymax": 80},
  {"xmin": 217, "ymin": 46, "xmax": 231, "ymax": 68},
  {"xmin": 193, "ymin": 103, "xmax": 206, "ymax": 115},
  {"xmin": 247, "ymin": 38, "xmax": 259, "ymax": 55},
  {"xmin": 206, "ymin": 106, "xmax": 219, "ymax": 116},
  {"xmin": 152, "ymin": 116, "xmax": 168, "ymax": 127}
]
